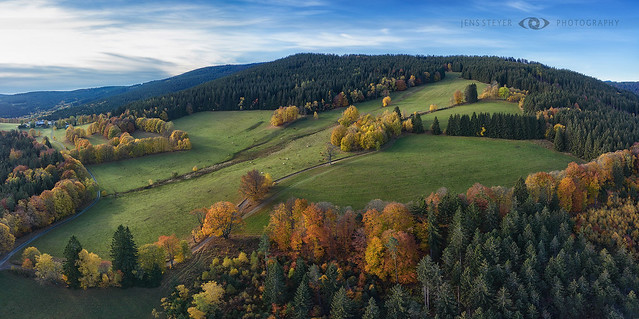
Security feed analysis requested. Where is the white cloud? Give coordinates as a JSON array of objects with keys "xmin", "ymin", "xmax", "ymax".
[{"xmin": 505, "ymin": 1, "xmax": 545, "ymax": 12}]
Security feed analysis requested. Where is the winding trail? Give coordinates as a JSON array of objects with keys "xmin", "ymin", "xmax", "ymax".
[{"xmin": 0, "ymin": 169, "xmax": 101, "ymax": 269}]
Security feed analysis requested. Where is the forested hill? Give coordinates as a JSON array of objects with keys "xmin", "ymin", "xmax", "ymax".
[
  {"xmin": 48, "ymin": 63, "xmax": 258, "ymax": 119},
  {"xmin": 0, "ymin": 86, "xmax": 129, "ymax": 118},
  {"xmin": 607, "ymin": 81, "xmax": 639, "ymax": 96},
  {"xmin": 110, "ymin": 54, "xmax": 639, "ymax": 161},
  {"xmin": 115, "ymin": 54, "xmax": 448, "ymax": 119},
  {"xmin": 0, "ymin": 63, "xmax": 256, "ymax": 119}
]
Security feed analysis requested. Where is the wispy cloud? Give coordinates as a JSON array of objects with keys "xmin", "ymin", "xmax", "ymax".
[
  {"xmin": 505, "ymin": 0, "xmax": 545, "ymax": 12},
  {"xmin": 0, "ymin": 0, "xmax": 636, "ymax": 93}
]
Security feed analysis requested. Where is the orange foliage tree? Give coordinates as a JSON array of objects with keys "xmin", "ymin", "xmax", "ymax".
[
  {"xmin": 157, "ymin": 234, "xmax": 180, "ymax": 268},
  {"xmin": 239, "ymin": 170, "xmax": 272, "ymax": 203},
  {"xmin": 202, "ymin": 201, "xmax": 243, "ymax": 239}
]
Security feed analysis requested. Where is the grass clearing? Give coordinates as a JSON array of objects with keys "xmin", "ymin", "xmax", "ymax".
[
  {"xmin": 0, "ymin": 271, "xmax": 161, "ymax": 319},
  {"xmin": 242, "ymin": 134, "xmax": 579, "ymax": 234},
  {"xmin": 26, "ymin": 72, "xmax": 525, "ymax": 256}
]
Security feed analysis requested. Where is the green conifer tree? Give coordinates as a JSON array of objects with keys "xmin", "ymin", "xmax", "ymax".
[
  {"xmin": 431, "ymin": 116, "xmax": 442, "ymax": 135},
  {"xmin": 63, "ymin": 235, "xmax": 83, "ymax": 288}
]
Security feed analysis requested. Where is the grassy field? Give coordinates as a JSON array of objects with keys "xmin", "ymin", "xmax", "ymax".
[
  {"xmin": 242, "ymin": 134, "xmax": 580, "ymax": 234},
  {"xmin": 1, "ymin": 72, "xmax": 572, "ymax": 318},
  {"xmin": 23, "ymin": 72, "xmax": 527, "ymax": 257},
  {"xmin": 0, "ymin": 271, "xmax": 161, "ymax": 319},
  {"xmin": 87, "ymin": 73, "xmax": 502, "ymax": 194}
]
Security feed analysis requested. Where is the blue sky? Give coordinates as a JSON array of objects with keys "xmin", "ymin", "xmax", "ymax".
[{"xmin": 0, "ymin": 0, "xmax": 637, "ymax": 94}]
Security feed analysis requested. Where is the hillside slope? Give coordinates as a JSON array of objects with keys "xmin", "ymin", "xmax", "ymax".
[
  {"xmin": 0, "ymin": 63, "xmax": 256, "ymax": 118},
  {"xmin": 607, "ymin": 81, "xmax": 639, "ymax": 96},
  {"xmin": 49, "ymin": 63, "xmax": 258, "ymax": 119}
]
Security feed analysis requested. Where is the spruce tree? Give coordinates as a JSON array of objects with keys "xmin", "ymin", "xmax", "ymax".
[
  {"xmin": 362, "ymin": 297, "xmax": 380, "ymax": 319},
  {"xmin": 263, "ymin": 259, "xmax": 285, "ymax": 306},
  {"xmin": 321, "ymin": 263, "xmax": 340, "ymax": 309},
  {"xmin": 554, "ymin": 128, "xmax": 566, "ymax": 152},
  {"xmin": 513, "ymin": 177, "xmax": 529, "ymax": 203},
  {"xmin": 417, "ymin": 255, "xmax": 442, "ymax": 311},
  {"xmin": 385, "ymin": 285, "xmax": 410, "ymax": 319},
  {"xmin": 292, "ymin": 274, "xmax": 311, "ymax": 319},
  {"xmin": 63, "ymin": 235, "xmax": 83, "ymax": 288},
  {"xmin": 413, "ymin": 113, "xmax": 424, "ymax": 133},
  {"xmin": 110, "ymin": 225, "xmax": 139, "ymax": 287},
  {"xmin": 330, "ymin": 287, "xmax": 353, "ymax": 319},
  {"xmin": 464, "ymin": 83, "xmax": 478, "ymax": 103},
  {"xmin": 431, "ymin": 116, "xmax": 442, "ymax": 135}
]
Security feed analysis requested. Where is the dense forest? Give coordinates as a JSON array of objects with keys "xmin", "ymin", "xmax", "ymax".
[
  {"xmin": 0, "ymin": 86, "xmax": 130, "ymax": 118},
  {"xmin": 0, "ymin": 131, "xmax": 97, "ymax": 251},
  {"xmin": 156, "ymin": 146, "xmax": 639, "ymax": 318},
  {"xmin": 607, "ymin": 81, "xmax": 639, "ymax": 96},
  {"xmin": 48, "ymin": 63, "xmax": 258, "ymax": 119},
  {"xmin": 0, "ymin": 131, "xmax": 64, "ymax": 204},
  {"xmin": 115, "ymin": 54, "xmax": 447, "ymax": 119}
]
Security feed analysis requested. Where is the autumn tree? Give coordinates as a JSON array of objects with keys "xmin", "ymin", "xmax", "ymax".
[
  {"xmin": 430, "ymin": 104, "xmax": 438, "ymax": 112},
  {"xmin": 22, "ymin": 246, "xmax": 41, "ymax": 267},
  {"xmin": 158, "ymin": 234, "xmax": 180, "ymax": 268},
  {"xmin": 138, "ymin": 243, "xmax": 166, "ymax": 280},
  {"xmin": 338, "ymin": 105, "xmax": 360, "ymax": 127},
  {"xmin": 202, "ymin": 201, "xmax": 243, "ymax": 239},
  {"xmin": 382, "ymin": 96, "xmax": 392, "ymax": 107},
  {"xmin": 63, "ymin": 235, "xmax": 83, "ymax": 288},
  {"xmin": 35, "ymin": 253, "xmax": 62, "ymax": 284},
  {"xmin": 77, "ymin": 249, "xmax": 102, "ymax": 289},
  {"xmin": 0, "ymin": 223, "xmax": 14, "ymax": 253},
  {"xmin": 331, "ymin": 125, "xmax": 347, "ymax": 147},
  {"xmin": 239, "ymin": 169, "xmax": 272, "ymax": 203},
  {"xmin": 453, "ymin": 90, "xmax": 464, "ymax": 105},
  {"xmin": 431, "ymin": 117, "xmax": 442, "ymax": 135},
  {"xmin": 188, "ymin": 281, "xmax": 225, "ymax": 318}
]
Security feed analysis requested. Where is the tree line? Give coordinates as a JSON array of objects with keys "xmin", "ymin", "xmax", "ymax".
[
  {"xmin": 20, "ymin": 225, "xmax": 191, "ymax": 289},
  {"xmin": 445, "ymin": 112, "xmax": 546, "ymax": 140},
  {"xmin": 64, "ymin": 115, "xmax": 191, "ymax": 165}
]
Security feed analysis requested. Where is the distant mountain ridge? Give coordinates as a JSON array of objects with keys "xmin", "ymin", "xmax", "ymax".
[
  {"xmin": 0, "ymin": 86, "xmax": 129, "ymax": 118},
  {"xmin": 0, "ymin": 63, "xmax": 258, "ymax": 118},
  {"xmin": 607, "ymin": 81, "xmax": 639, "ymax": 96}
]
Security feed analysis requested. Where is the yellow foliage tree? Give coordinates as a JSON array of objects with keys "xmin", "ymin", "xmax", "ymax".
[
  {"xmin": 429, "ymin": 104, "xmax": 438, "ymax": 112},
  {"xmin": 77, "ymin": 249, "xmax": 102, "ymax": 289},
  {"xmin": 188, "ymin": 281, "xmax": 225, "ymax": 318},
  {"xmin": 382, "ymin": 96, "xmax": 391, "ymax": 107},
  {"xmin": 338, "ymin": 105, "xmax": 360, "ymax": 127}
]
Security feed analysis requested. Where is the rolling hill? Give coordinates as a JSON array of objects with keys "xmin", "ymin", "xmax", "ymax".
[
  {"xmin": 0, "ymin": 63, "xmax": 257, "ymax": 118},
  {"xmin": 607, "ymin": 80, "xmax": 639, "ymax": 96}
]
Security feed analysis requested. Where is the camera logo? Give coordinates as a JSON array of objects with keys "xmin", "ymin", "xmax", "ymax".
[{"xmin": 519, "ymin": 17, "xmax": 550, "ymax": 30}]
